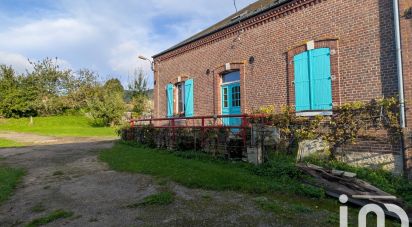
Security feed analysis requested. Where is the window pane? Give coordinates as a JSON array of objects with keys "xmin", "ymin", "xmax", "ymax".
[
  {"xmin": 177, "ymin": 83, "xmax": 185, "ymax": 113},
  {"xmin": 223, "ymin": 88, "xmax": 228, "ymax": 107},
  {"xmin": 231, "ymin": 85, "xmax": 241, "ymax": 107},
  {"xmin": 222, "ymin": 71, "xmax": 240, "ymax": 83}
]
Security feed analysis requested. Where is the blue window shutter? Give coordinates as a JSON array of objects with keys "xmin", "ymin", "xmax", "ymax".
[
  {"xmin": 166, "ymin": 84, "xmax": 174, "ymax": 117},
  {"xmin": 293, "ymin": 51, "xmax": 311, "ymax": 111},
  {"xmin": 309, "ymin": 48, "xmax": 332, "ymax": 110},
  {"xmin": 184, "ymin": 79, "xmax": 194, "ymax": 117}
]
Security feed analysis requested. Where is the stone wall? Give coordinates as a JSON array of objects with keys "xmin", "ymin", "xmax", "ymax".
[{"xmin": 297, "ymin": 129, "xmax": 404, "ymax": 175}]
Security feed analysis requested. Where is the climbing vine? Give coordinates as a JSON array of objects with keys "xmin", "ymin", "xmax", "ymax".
[
  {"xmin": 252, "ymin": 106, "xmax": 324, "ymax": 153},
  {"xmin": 252, "ymin": 97, "xmax": 402, "ymax": 155},
  {"xmin": 326, "ymin": 98, "xmax": 402, "ymax": 154}
]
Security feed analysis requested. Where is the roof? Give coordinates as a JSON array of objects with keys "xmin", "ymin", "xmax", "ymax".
[{"xmin": 153, "ymin": 0, "xmax": 292, "ymax": 58}]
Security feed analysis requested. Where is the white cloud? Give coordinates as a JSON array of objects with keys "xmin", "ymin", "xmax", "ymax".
[
  {"xmin": 0, "ymin": 18, "xmax": 96, "ymax": 52},
  {"xmin": 0, "ymin": 0, "xmax": 256, "ymax": 86},
  {"xmin": 0, "ymin": 51, "xmax": 32, "ymax": 73},
  {"xmin": 108, "ymin": 41, "xmax": 154, "ymax": 85},
  {"xmin": 0, "ymin": 51, "xmax": 72, "ymax": 74}
]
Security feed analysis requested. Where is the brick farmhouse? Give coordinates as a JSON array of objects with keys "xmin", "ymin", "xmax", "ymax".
[{"xmin": 151, "ymin": 0, "xmax": 412, "ymax": 177}]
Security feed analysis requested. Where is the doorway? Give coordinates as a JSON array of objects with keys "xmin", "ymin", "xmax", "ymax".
[{"xmin": 221, "ymin": 71, "xmax": 241, "ymax": 127}]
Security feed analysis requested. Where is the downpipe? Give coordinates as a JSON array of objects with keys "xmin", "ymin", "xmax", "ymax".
[{"xmin": 393, "ymin": 0, "xmax": 407, "ymax": 175}]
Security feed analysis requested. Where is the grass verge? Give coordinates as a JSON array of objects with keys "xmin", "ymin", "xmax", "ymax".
[
  {"xmin": 253, "ymin": 196, "xmax": 312, "ymax": 219},
  {"xmin": 127, "ymin": 192, "xmax": 174, "ymax": 208},
  {"xmin": 100, "ymin": 142, "xmax": 324, "ymax": 198},
  {"xmin": 0, "ymin": 165, "xmax": 25, "ymax": 204},
  {"xmin": 26, "ymin": 209, "xmax": 73, "ymax": 227},
  {"xmin": 0, "ymin": 115, "xmax": 116, "ymax": 137},
  {"xmin": 0, "ymin": 138, "xmax": 23, "ymax": 148}
]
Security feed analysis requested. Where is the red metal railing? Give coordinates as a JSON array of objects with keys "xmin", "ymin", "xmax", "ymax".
[{"xmin": 130, "ymin": 114, "xmax": 267, "ymax": 147}]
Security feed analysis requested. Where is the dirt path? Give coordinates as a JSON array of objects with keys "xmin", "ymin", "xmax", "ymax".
[
  {"xmin": 0, "ymin": 133, "xmax": 325, "ymax": 226},
  {"xmin": 0, "ymin": 132, "xmax": 115, "ymax": 146}
]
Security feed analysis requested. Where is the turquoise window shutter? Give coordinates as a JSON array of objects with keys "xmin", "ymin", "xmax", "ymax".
[
  {"xmin": 184, "ymin": 79, "xmax": 194, "ymax": 117},
  {"xmin": 166, "ymin": 84, "xmax": 174, "ymax": 117},
  {"xmin": 310, "ymin": 48, "xmax": 332, "ymax": 110},
  {"xmin": 293, "ymin": 51, "xmax": 311, "ymax": 111}
]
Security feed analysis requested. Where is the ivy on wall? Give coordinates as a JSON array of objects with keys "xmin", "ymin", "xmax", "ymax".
[{"xmin": 252, "ymin": 97, "xmax": 402, "ymax": 156}]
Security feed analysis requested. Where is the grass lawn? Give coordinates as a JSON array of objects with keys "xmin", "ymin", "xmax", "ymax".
[
  {"xmin": 0, "ymin": 165, "xmax": 25, "ymax": 204},
  {"xmin": 100, "ymin": 142, "xmax": 324, "ymax": 197},
  {"xmin": 0, "ymin": 138, "xmax": 23, "ymax": 148},
  {"xmin": 101, "ymin": 143, "xmax": 406, "ymax": 226},
  {"xmin": 0, "ymin": 115, "xmax": 117, "ymax": 137}
]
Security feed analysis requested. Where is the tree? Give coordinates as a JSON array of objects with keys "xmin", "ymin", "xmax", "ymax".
[
  {"xmin": 104, "ymin": 78, "xmax": 124, "ymax": 94},
  {"xmin": 0, "ymin": 58, "xmax": 129, "ymax": 125},
  {"xmin": 65, "ymin": 69, "xmax": 99, "ymax": 110},
  {"xmin": 128, "ymin": 69, "xmax": 150, "ymax": 116},
  {"xmin": 0, "ymin": 65, "xmax": 37, "ymax": 117},
  {"xmin": 26, "ymin": 58, "xmax": 73, "ymax": 115},
  {"xmin": 86, "ymin": 84, "xmax": 126, "ymax": 127}
]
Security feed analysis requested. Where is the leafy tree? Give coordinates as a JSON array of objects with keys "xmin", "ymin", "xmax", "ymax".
[
  {"xmin": 104, "ymin": 78, "xmax": 124, "ymax": 94},
  {"xmin": 86, "ymin": 85, "xmax": 126, "ymax": 127},
  {"xmin": 26, "ymin": 58, "xmax": 72, "ymax": 115},
  {"xmin": 128, "ymin": 69, "xmax": 150, "ymax": 116},
  {"xmin": 0, "ymin": 65, "xmax": 37, "ymax": 117},
  {"xmin": 65, "ymin": 69, "xmax": 99, "ymax": 110},
  {"xmin": 0, "ymin": 58, "xmax": 129, "ymax": 127}
]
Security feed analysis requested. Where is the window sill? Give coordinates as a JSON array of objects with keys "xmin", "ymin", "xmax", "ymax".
[{"xmin": 296, "ymin": 111, "xmax": 332, "ymax": 117}]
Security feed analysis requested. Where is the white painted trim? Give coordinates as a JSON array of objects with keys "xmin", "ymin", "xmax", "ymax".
[
  {"xmin": 221, "ymin": 80, "xmax": 240, "ymax": 86},
  {"xmin": 306, "ymin": 40, "xmax": 315, "ymax": 50}
]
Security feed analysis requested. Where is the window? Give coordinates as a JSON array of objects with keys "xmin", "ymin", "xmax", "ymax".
[
  {"xmin": 177, "ymin": 83, "xmax": 185, "ymax": 114},
  {"xmin": 222, "ymin": 71, "xmax": 240, "ymax": 83},
  {"xmin": 166, "ymin": 79, "xmax": 194, "ymax": 117},
  {"xmin": 294, "ymin": 48, "xmax": 332, "ymax": 112},
  {"xmin": 231, "ymin": 86, "xmax": 241, "ymax": 107}
]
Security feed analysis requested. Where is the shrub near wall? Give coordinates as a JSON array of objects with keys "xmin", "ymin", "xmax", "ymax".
[
  {"xmin": 121, "ymin": 125, "xmax": 247, "ymax": 159},
  {"xmin": 251, "ymin": 98, "xmax": 402, "ymax": 155}
]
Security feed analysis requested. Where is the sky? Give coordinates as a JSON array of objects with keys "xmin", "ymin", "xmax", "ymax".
[{"xmin": 0, "ymin": 0, "xmax": 255, "ymax": 87}]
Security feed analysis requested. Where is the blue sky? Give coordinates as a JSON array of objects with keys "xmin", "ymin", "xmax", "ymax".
[{"xmin": 0, "ymin": 0, "xmax": 255, "ymax": 87}]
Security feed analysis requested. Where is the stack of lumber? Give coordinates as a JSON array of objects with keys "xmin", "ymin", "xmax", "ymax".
[{"xmin": 297, "ymin": 163, "xmax": 411, "ymax": 222}]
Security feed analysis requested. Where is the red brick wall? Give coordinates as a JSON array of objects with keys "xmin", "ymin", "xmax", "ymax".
[{"xmin": 154, "ymin": 0, "xmax": 398, "ymax": 118}]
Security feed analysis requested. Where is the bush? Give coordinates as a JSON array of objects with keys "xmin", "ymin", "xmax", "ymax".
[
  {"xmin": 248, "ymin": 154, "xmax": 325, "ymax": 198},
  {"xmin": 141, "ymin": 125, "xmax": 157, "ymax": 148},
  {"xmin": 86, "ymin": 85, "xmax": 126, "ymax": 127},
  {"xmin": 249, "ymin": 154, "xmax": 302, "ymax": 179}
]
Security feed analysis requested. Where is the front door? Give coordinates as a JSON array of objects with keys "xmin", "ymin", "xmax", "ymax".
[{"xmin": 221, "ymin": 82, "xmax": 241, "ymax": 126}]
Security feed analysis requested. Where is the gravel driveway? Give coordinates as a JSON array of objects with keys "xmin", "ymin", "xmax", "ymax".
[{"xmin": 0, "ymin": 133, "xmax": 296, "ymax": 227}]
